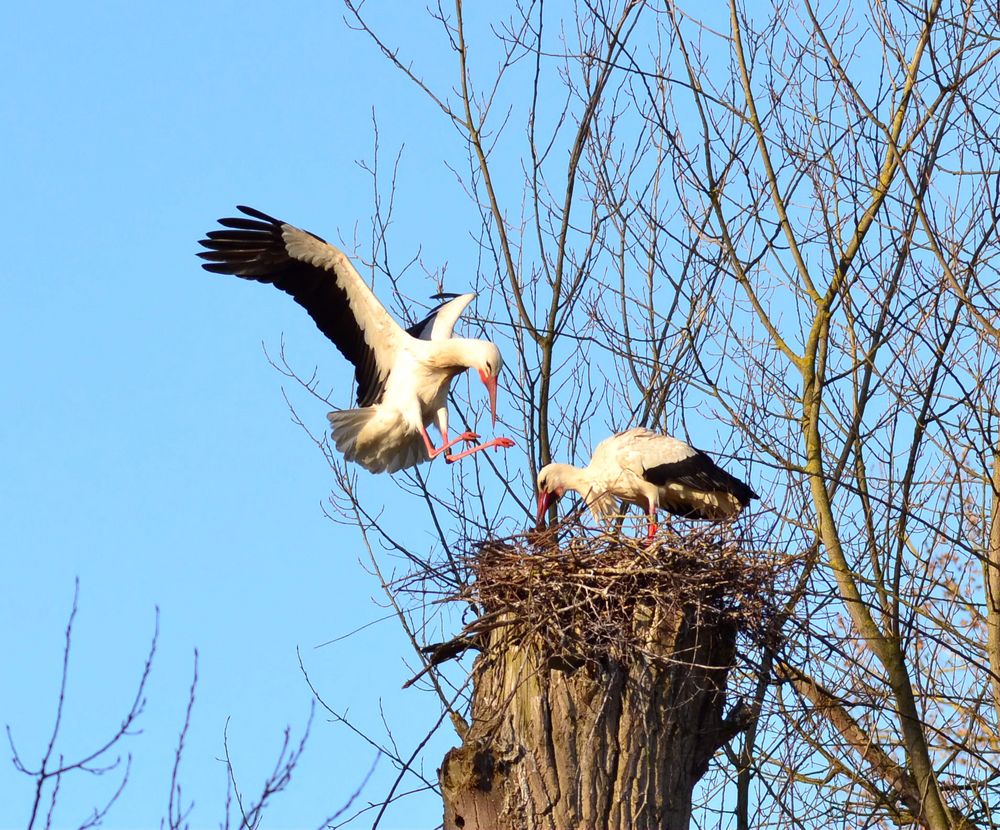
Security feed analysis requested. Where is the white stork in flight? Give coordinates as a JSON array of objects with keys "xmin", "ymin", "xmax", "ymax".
[
  {"xmin": 198, "ymin": 206, "xmax": 515, "ymax": 474},
  {"xmin": 536, "ymin": 427, "xmax": 757, "ymax": 539}
]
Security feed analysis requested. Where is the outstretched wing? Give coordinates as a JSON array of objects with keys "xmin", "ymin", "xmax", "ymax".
[
  {"xmin": 198, "ymin": 206, "xmax": 404, "ymax": 407},
  {"xmin": 405, "ymin": 292, "xmax": 476, "ymax": 341}
]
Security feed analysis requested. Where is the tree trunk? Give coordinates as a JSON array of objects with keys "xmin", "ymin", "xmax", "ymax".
[{"xmin": 440, "ymin": 602, "xmax": 740, "ymax": 830}]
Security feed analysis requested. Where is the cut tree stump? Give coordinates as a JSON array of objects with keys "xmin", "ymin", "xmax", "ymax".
[{"xmin": 440, "ymin": 600, "xmax": 743, "ymax": 829}]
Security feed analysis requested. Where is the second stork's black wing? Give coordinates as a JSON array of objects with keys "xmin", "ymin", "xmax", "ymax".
[{"xmin": 643, "ymin": 451, "xmax": 759, "ymax": 507}]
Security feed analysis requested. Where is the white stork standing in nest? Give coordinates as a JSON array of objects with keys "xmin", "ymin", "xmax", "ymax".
[
  {"xmin": 198, "ymin": 206, "xmax": 515, "ymax": 474},
  {"xmin": 535, "ymin": 427, "xmax": 757, "ymax": 539}
]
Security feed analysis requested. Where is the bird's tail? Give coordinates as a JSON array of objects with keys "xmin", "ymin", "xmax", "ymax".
[
  {"xmin": 327, "ymin": 408, "xmax": 427, "ymax": 474},
  {"xmin": 327, "ymin": 408, "xmax": 377, "ymax": 465}
]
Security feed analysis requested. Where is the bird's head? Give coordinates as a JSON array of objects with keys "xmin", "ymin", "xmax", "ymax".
[
  {"xmin": 535, "ymin": 463, "xmax": 573, "ymax": 527},
  {"xmin": 472, "ymin": 342, "xmax": 504, "ymax": 426}
]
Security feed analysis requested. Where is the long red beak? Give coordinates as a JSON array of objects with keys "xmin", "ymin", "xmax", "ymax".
[
  {"xmin": 536, "ymin": 490, "xmax": 556, "ymax": 528},
  {"xmin": 483, "ymin": 374, "xmax": 498, "ymax": 427}
]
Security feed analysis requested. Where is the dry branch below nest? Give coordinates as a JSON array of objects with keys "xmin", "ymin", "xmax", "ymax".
[{"xmin": 446, "ymin": 522, "xmax": 780, "ymax": 670}]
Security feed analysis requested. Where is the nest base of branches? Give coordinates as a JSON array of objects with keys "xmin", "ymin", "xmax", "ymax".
[{"xmin": 458, "ymin": 522, "xmax": 775, "ymax": 672}]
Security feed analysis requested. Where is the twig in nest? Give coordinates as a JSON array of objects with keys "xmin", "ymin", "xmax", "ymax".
[{"xmin": 402, "ymin": 635, "xmax": 484, "ymax": 689}]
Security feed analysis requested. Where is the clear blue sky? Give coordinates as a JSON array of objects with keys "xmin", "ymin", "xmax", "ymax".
[{"xmin": 1, "ymin": 2, "xmax": 507, "ymax": 827}]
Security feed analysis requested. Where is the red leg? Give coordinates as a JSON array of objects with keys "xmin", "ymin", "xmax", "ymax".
[
  {"xmin": 420, "ymin": 426, "xmax": 481, "ymax": 460},
  {"xmin": 646, "ymin": 498, "xmax": 659, "ymax": 540},
  {"xmin": 445, "ymin": 436, "xmax": 516, "ymax": 463}
]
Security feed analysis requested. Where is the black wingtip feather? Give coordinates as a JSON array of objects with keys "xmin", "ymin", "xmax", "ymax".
[
  {"xmin": 236, "ymin": 205, "xmax": 282, "ymax": 224},
  {"xmin": 217, "ymin": 216, "xmax": 273, "ymax": 232},
  {"xmin": 198, "ymin": 239, "xmax": 269, "ymax": 252},
  {"xmin": 205, "ymin": 229, "xmax": 266, "ymax": 241},
  {"xmin": 201, "ymin": 262, "xmax": 240, "ymax": 274}
]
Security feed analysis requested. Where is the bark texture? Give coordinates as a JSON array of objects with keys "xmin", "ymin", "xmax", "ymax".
[{"xmin": 440, "ymin": 604, "xmax": 739, "ymax": 830}]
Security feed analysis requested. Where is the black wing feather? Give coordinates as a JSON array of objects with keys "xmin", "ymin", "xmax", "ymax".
[
  {"xmin": 197, "ymin": 206, "xmax": 387, "ymax": 407},
  {"xmin": 643, "ymin": 451, "xmax": 758, "ymax": 509}
]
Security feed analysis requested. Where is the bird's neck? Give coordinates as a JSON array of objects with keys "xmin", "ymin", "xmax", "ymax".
[
  {"xmin": 425, "ymin": 338, "xmax": 483, "ymax": 371},
  {"xmin": 550, "ymin": 463, "xmax": 591, "ymax": 496},
  {"xmin": 558, "ymin": 464, "xmax": 615, "ymax": 521}
]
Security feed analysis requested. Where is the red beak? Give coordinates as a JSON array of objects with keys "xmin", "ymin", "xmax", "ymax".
[
  {"xmin": 481, "ymin": 372, "xmax": 498, "ymax": 426},
  {"xmin": 536, "ymin": 490, "xmax": 556, "ymax": 528}
]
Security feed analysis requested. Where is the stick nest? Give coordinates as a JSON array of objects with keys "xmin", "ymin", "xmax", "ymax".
[{"xmin": 457, "ymin": 521, "xmax": 782, "ymax": 667}]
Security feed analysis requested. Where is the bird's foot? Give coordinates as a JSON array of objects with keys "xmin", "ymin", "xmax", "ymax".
[
  {"xmin": 444, "ymin": 436, "xmax": 516, "ymax": 463},
  {"xmin": 457, "ymin": 431, "xmax": 480, "ymax": 444}
]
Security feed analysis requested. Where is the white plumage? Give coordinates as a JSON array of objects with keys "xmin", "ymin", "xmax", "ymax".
[
  {"xmin": 536, "ymin": 427, "xmax": 757, "ymax": 538},
  {"xmin": 198, "ymin": 206, "xmax": 514, "ymax": 474}
]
